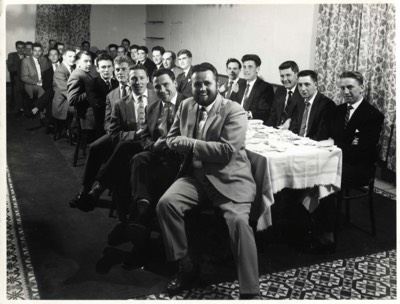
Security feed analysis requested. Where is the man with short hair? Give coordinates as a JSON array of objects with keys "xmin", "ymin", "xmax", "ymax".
[
  {"xmin": 151, "ymin": 46, "xmax": 165, "ymax": 70},
  {"xmin": 117, "ymin": 46, "xmax": 127, "ymax": 57},
  {"xmin": 55, "ymin": 42, "xmax": 64, "ymax": 55},
  {"xmin": 162, "ymin": 50, "xmax": 183, "ymax": 78},
  {"xmin": 268, "ymin": 60, "xmax": 302, "ymax": 128},
  {"xmin": 44, "ymin": 39, "xmax": 57, "ymax": 59},
  {"xmin": 121, "ymin": 38, "xmax": 130, "ymax": 51},
  {"xmin": 108, "ymin": 44, "xmax": 118, "ymax": 59},
  {"xmin": 233, "ymin": 54, "xmax": 274, "ymax": 123},
  {"xmin": 218, "ymin": 58, "xmax": 245, "ymax": 100},
  {"xmin": 7, "ymin": 40, "xmax": 26, "ymax": 115},
  {"xmin": 137, "ymin": 46, "xmax": 157, "ymax": 79},
  {"xmin": 129, "ymin": 44, "xmax": 139, "ymax": 64},
  {"xmin": 52, "ymin": 48, "xmax": 76, "ymax": 126},
  {"xmin": 24, "ymin": 41, "xmax": 33, "ymax": 57},
  {"xmin": 290, "ymin": 70, "xmax": 334, "ymax": 141},
  {"xmin": 176, "ymin": 49, "xmax": 193, "ymax": 97},
  {"xmin": 21, "ymin": 43, "xmax": 51, "ymax": 106},
  {"xmin": 86, "ymin": 53, "xmax": 119, "ymax": 138},
  {"xmin": 156, "ymin": 62, "xmax": 260, "ymax": 299},
  {"xmin": 81, "ymin": 40, "xmax": 95, "ymax": 61}
]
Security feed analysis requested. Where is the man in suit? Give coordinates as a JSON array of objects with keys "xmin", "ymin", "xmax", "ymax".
[
  {"xmin": 21, "ymin": 43, "xmax": 51, "ymax": 108},
  {"xmin": 52, "ymin": 49, "xmax": 76, "ymax": 123},
  {"xmin": 290, "ymin": 70, "xmax": 335, "ymax": 141},
  {"xmin": 156, "ymin": 63, "xmax": 260, "ymax": 299},
  {"xmin": 218, "ymin": 58, "xmax": 245, "ymax": 100},
  {"xmin": 311, "ymin": 71, "xmax": 384, "ymax": 254},
  {"xmin": 108, "ymin": 44, "xmax": 118, "ymax": 59},
  {"xmin": 81, "ymin": 40, "xmax": 95, "ymax": 61},
  {"xmin": 55, "ymin": 42, "xmax": 65, "ymax": 56},
  {"xmin": 7, "ymin": 41, "xmax": 26, "ymax": 115},
  {"xmin": 24, "ymin": 41, "xmax": 33, "ymax": 57},
  {"xmin": 137, "ymin": 46, "xmax": 157, "ymax": 81},
  {"xmin": 121, "ymin": 38, "xmax": 130, "ymax": 52},
  {"xmin": 44, "ymin": 39, "xmax": 57, "ymax": 59},
  {"xmin": 107, "ymin": 69, "xmax": 184, "ymax": 265},
  {"xmin": 86, "ymin": 53, "xmax": 119, "ymax": 138},
  {"xmin": 176, "ymin": 49, "xmax": 193, "ymax": 97},
  {"xmin": 67, "ymin": 51, "xmax": 95, "ymax": 130},
  {"xmin": 104, "ymin": 55, "xmax": 131, "ymax": 133},
  {"xmin": 231, "ymin": 54, "xmax": 274, "ymax": 123},
  {"xmin": 70, "ymin": 65, "xmax": 156, "ymax": 212},
  {"xmin": 129, "ymin": 44, "xmax": 139, "ymax": 65},
  {"xmin": 268, "ymin": 61, "xmax": 302, "ymax": 129},
  {"xmin": 117, "ymin": 46, "xmax": 127, "ymax": 57},
  {"xmin": 162, "ymin": 50, "xmax": 184, "ymax": 78},
  {"xmin": 151, "ymin": 46, "xmax": 165, "ymax": 71}
]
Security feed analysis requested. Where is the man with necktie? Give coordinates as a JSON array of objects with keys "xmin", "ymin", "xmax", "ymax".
[
  {"xmin": 156, "ymin": 62, "xmax": 260, "ymax": 299},
  {"xmin": 290, "ymin": 70, "xmax": 334, "ymax": 141},
  {"xmin": 137, "ymin": 46, "xmax": 157, "ymax": 81},
  {"xmin": 86, "ymin": 53, "xmax": 119, "ymax": 138},
  {"xmin": 7, "ymin": 41, "xmax": 26, "ymax": 116},
  {"xmin": 176, "ymin": 49, "xmax": 194, "ymax": 97},
  {"xmin": 218, "ymin": 58, "xmax": 245, "ymax": 100},
  {"xmin": 162, "ymin": 50, "xmax": 184, "ymax": 78},
  {"xmin": 231, "ymin": 54, "xmax": 274, "ymax": 124},
  {"xmin": 268, "ymin": 61, "xmax": 303, "ymax": 129},
  {"xmin": 107, "ymin": 69, "xmax": 185, "ymax": 267}
]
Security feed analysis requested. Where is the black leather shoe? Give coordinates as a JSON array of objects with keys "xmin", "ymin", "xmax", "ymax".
[
  {"xmin": 167, "ymin": 266, "xmax": 197, "ymax": 297},
  {"xmin": 24, "ymin": 111, "xmax": 37, "ymax": 119},
  {"xmin": 108, "ymin": 222, "xmax": 130, "ymax": 246},
  {"xmin": 69, "ymin": 192, "xmax": 95, "ymax": 212}
]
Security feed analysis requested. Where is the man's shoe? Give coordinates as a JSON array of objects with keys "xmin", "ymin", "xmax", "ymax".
[
  {"xmin": 69, "ymin": 192, "xmax": 95, "ymax": 212},
  {"xmin": 239, "ymin": 294, "xmax": 262, "ymax": 300},
  {"xmin": 108, "ymin": 222, "xmax": 130, "ymax": 246},
  {"xmin": 166, "ymin": 265, "xmax": 197, "ymax": 297}
]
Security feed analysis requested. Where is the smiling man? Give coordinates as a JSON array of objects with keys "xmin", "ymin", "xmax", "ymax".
[
  {"xmin": 219, "ymin": 57, "xmax": 245, "ymax": 100},
  {"xmin": 268, "ymin": 61, "xmax": 303, "ymax": 128},
  {"xmin": 176, "ymin": 49, "xmax": 194, "ymax": 97},
  {"xmin": 162, "ymin": 50, "xmax": 183, "ymax": 78},
  {"xmin": 156, "ymin": 62, "xmax": 261, "ymax": 299},
  {"xmin": 234, "ymin": 54, "xmax": 274, "ymax": 123},
  {"xmin": 290, "ymin": 70, "xmax": 334, "ymax": 140},
  {"xmin": 7, "ymin": 41, "xmax": 26, "ymax": 115}
]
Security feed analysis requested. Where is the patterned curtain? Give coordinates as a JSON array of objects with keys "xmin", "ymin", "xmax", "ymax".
[
  {"xmin": 35, "ymin": 5, "xmax": 91, "ymax": 54},
  {"xmin": 314, "ymin": 4, "xmax": 396, "ymax": 171}
]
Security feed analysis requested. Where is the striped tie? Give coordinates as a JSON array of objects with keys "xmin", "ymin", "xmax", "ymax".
[
  {"xmin": 299, "ymin": 101, "xmax": 310, "ymax": 137},
  {"xmin": 344, "ymin": 104, "xmax": 353, "ymax": 128},
  {"xmin": 137, "ymin": 95, "xmax": 146, "ymax": 128},
  {"xmin": 242, "ymin": 84, "xmax": 251, "ymax": 108}
]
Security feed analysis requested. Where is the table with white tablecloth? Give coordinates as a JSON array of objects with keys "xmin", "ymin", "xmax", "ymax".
[{"xmin": 245, "ymin": 125, "xmax": 343, "ymax": 231}]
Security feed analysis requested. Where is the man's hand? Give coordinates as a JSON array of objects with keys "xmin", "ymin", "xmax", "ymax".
[
  {"xmin": 37, "ymin": 81, "xmax": 42, "ymax": 86},
  {"xmin": 278, "ymin": 118, "xmax": 291, "ymax": 130},
  {"xmin": 170, "ymin": 136, "xmax": 195, "ymax": 154},
  {"xmin": 231, "ymin": 82, "xmax": 239, "ymax": 93},
  {"xmin": 134, "ymin": 128, "xmax": 144, "ymax": 140},
  {"xmin": 218, "ymin": 83, "xmax": 228, "ymax": 94},
  {"xmin": 153, "ymin": 138, "xmax": 168, "ymax": 152}
]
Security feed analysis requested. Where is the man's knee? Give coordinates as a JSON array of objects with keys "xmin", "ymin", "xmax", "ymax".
[{"xmin": 156, "ymin": 193, "xmax": 174, "ymax": 217}]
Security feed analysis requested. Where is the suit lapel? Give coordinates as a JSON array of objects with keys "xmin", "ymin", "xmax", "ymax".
[
  {"xmin": 149, "ymin": 100, "xmax": 161, "ymax": 135},
  {"xmin": 202, "ymin": 95, "xmax": 222, "ymax": 139},
  {"xmin": 306, "ymin": 92, "xmax": 320, "ymax": 135},
  {"xmin": 244, "ymin": 77, "xmax": 259, "ymax": 110},
  {"xmin": 187, "ymin": 100, "xmax": 198, "ymax": 137}
]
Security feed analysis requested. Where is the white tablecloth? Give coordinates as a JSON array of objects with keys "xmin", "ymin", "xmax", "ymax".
[{"xmin": 245, "ymin": 127, "xmax": 342, "ymax": 231}]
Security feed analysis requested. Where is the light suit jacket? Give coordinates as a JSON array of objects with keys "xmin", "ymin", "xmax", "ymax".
[{"xmin": 167, "ymin": 94, "xmax": 256, "ymax": 203}]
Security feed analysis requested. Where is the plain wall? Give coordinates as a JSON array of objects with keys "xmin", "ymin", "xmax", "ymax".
[
  {"xmin": 5, "ymin": 5, "xmax": 37, "ymax": 82},
  {"xmin": 147, "ymin": 4, "xmax": 318, "ymax": 84},
  {"xmin": 90, "ymin": 5, "xmax": 146, "ymax": 52}
]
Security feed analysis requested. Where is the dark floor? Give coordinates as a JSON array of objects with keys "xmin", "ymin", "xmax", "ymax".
[{"xmin": 6, "ymin": 109, "xmax": 397, "ymax": 300}]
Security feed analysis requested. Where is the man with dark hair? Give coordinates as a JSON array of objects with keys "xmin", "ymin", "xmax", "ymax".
[
  {"xmin": 81, "ymin": 40, "xmax": 95, "ymax": 61},
  {"xmin": 55, "ymin": 42, "xmax": 65, "ymax": 55},
  {"xmin": 24, "ymin": 41, "xmax": 33, "ymax": 56},
  {"xmin": 219, "ymin": 58, "xmax": 245, "ymax": 100},
  {"xmin": 162, "ymin": 50, "xmax": 183, "ymax": 78},
  {"xmin": 129, "ymin": 44, "xmax": 139, "ymax": 64},
  {"xmin": 156, "ymin": 62, "xmax": 260, "ymax": 299},
  {"xmin": 108, "ymin": 44, "xmax": 118, "ymax": 59},
  {"xmin": 231, "ymin": 54, "xmax": 274, "ymax": 123},
  {"xmin": 21, "ymin": 43, "xmax": 51, "ymax": 110},
  {"xmin": 107, "ymin": 68, "xmax": 185, "ymax": 265},
  {"xmin": 151, "ymin": 46, "xmax": 165, "ymax": 70},
  {"xmin": 117, "ymin": 46, "xmax": 127, "ymax": 57},
  {"xmin": 7, "ymin": 40, "xmax": 26, "ymax": 115},
  {"xmin": 176, "ymin": 49, "xmax": 193, "ymax": 97},
  {"xmin": 137, "ymin": 46, "xmax": 157, "ymax": 80},
  {"xmin": 49, "ymin": 39, "xmax": 57, "ymax": 49},
  {"xmin": 121, "ymin": 38, "xmax": 131, "ymax": 51},
  {"xmin": 290, "ymin": 70, "xmax": 334, "ymax": 141},
  {"xmin": 268, "ymin": 60, "xmax": 302, "ymax": 128},
  {"xmin": 86, "ymin": 53, "xmax": 119, "ymax": 138}
]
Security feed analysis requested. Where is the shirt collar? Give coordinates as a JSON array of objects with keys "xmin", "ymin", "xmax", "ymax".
[
  {"xmin": 348, "ymin": 97, "xmax": 363, "ymax": 111},
  {"xmin": 200, "ymin": 99, "xmax": 216, "ymax": 113},
  {"xmin": 132, "ymin": 89, "xmax": 148, "ymax": 102},
  {"xmin": 101, "ymin": 76, "xmax": 111, "ymax": 83},
  {"xmin": 305, "ymin": 91, "xmax": 318, "ymax": 106},
  {"xmin": 246, "ymin": 77, "xmax": 257, "ymax": 86},
  {"xmin": 288, "ymin": 84, "xmax": 297, "ymax": 94},
  {"xmin": 161, "ymin": 93, "xmax": 177, "ymax": 106}
]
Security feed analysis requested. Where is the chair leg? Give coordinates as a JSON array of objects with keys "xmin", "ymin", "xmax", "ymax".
[
  {"xmin": 73, "ymin": 123, "xmax": 82, "ymax": 167},
  {"xmin": 344, "ymin": 188, "xmax": 350, "ymax": 225},
  {"xmin": 368, "ymin": 185, "xmax": 376, "ymax": 236},
  {"xmin": 334, "ymin": 190, "xmax": 343, "ymax": 241}
]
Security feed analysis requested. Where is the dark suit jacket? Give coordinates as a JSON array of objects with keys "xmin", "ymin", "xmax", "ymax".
[
  {"xmin": 86, "ymin": 76, "xmax": 119, "ymax": 109},
  {"xmin": 176, "ymin": 66, "xmax": 193, "ymax": 97},
  {"xmin": 141, "ymin": 58, "xmax": 157, "ymax": 81},
  {"xmin": 7, "ymin": 52, "xmax": 25, "ymax": 81},
  {"xmin": 53, "ymin": 63, "xmax": 72, "ymax": 120},
  {"xmin": 105, "ymin": 86, "xmax": 124, "ymax": 133},
  {"xmin": 290, "ymin": 91, "xmax": 335, "ymax": 141},
  {"xmin": 141, "ymin": 93, "xmax": 186, "ymax": 151},
  {"xmin": 267, "ymin": 85, "xmax": 302, "ymax": 127},
  {"xmin": 109, "ymin": 90, "xmax": 157, "ymax": 141},
  {"xmin": 166, "ymin": 94, "xmax": 256, "ymax": 203},
  {"xmin": 220, "ymin": 78, "xmax": 246, "ymax": 100},
  {"xmin": 328, "ymin": 99, "xmax": 384, "ymax": 182},
  {"xmin": 230, "ymin": 77, "xmax": 275, "ymax": 124}
]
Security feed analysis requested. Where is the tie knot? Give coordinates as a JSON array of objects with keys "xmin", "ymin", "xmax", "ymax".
[
  {"xmin": 305, "ymin": 101, "xmax": 310, "ymax": 107},
  {"xmin": 348, "ymin": 104, "xmax": 353, "ymax": 110},
  {"xmin": 288, "ymin": 90, "xmax": 292, "ymax": 96}
]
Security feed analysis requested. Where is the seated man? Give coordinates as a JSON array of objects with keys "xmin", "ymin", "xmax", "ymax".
[
  {"xmin": 70, "ymin": 65, "xmax": 156, "ymax": 212},
  {"xmin": 108, "ymin": 69, "xmax": 185, "ymax": 265},
  {"xmin": 176, "ymin": 49, "xmax": 194, "ymax": 97},
  {"xmin": 152, "ymin": 45, "xmax": 165, "ymax": 71},
  {"xmin": 311, "ymin": 71, "xmax": 384, "ymax": 253},
  {"xmin": 137, "ymin": 46, "xmax": 157, "ymax": 81},
  {"xmin": 290, "ymin": 70, "xmax": 335, "ymax": 141},
  {"xmin": 162, "ymin": 50, "xmax": 183, "ymax": 78},
  {"xmin": 268, "ymin": 60, "xmax": 302, "ymax": 129},
  {"xmin": 231, "ymin": 54, "xmax": 274, "ymax": 123},
  {"xmin": 156, "ymin": 63, "xmax": 260, "ymax": 299},
  {"xmin": 7, "ymin": 40, "xmax": 26, "ymax": 116},
  {"xmin": 218, "ymin": 57, "xmax": 245, "ymax": 100}
]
